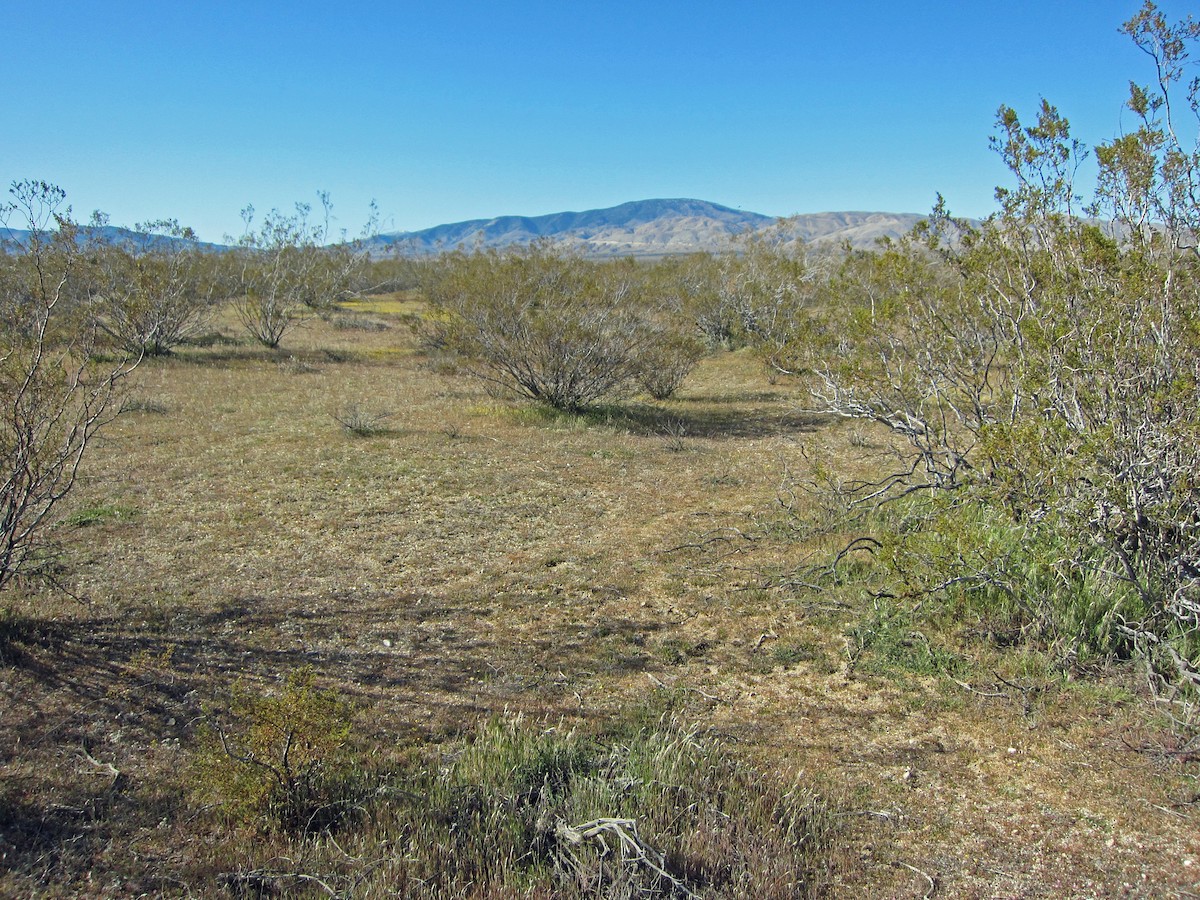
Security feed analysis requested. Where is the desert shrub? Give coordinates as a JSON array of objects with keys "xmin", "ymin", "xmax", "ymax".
[
  {"xmin": 713, "ymin": 224, "xmax": 831, "ymax": 372},
  {"xmin": 798, "ymin": 5, "xmax": 1200, "ymax": 696},
  {"xmin": 807, "ymin": 239, "xmax": 981, "ymax": 494},
  {"xmin": 362, "ymin": 255, "xmax": 429, "ymax": 292},
  {"xmin": 0, "ymin": 181, "xmax": 136, "ymax": 592},
  {"xmin": 89, "ymin": 219, "xmax": 218, "ymax": 356},
  {"xmin": 640, "ymin": 251, "xmax": 741, "ymax": 351},
  {"xmin": 636, "ymin": 330, "xmax": 706, "ymax": 400},
  {"xmin": 423, "ymin": 245, "xmax": 701, "ymax": 411},
  {"xmin": 192, "ymin": 668, "xmax": 363, "ymax": 835},
  {"xmin": 230, "ymin": 193, "xmax": 371, "ymax": 348},
  {"xmin": 659, "ymin": 416, "xmax": 689, "ymax": 452}
]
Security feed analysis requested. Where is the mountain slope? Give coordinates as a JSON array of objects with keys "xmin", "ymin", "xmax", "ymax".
[{"xmin": 367, "ymin": 199, "xmax": 926, "ymax": 256}]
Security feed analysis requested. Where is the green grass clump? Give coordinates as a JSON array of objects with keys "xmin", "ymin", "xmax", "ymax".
[
  {"xmin": 63, "ymin": 502, "xmax": 138, "ymax": 528},
  {"xmin": 849, "ymin": 602, "xmax": 967, "ymax": 680},
  {"xmin": 773, "ymin": 639, "xmax": 818, "ymax": 667},
  {"xmin": 269, "ymin": 715, "xmax": 841, "ymax": 898}
]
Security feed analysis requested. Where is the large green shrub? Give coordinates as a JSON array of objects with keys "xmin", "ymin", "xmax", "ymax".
[
  {"xmin": 89, "ymin": 219, "xmax": 217, "ymax": 356},
  {"xmin": 798, "ymin": 4, "xmax": 1200, "ymax": 692},
  {"xmin": 423, "ymin": 246, "xmax": 702, "ymax": 410}
]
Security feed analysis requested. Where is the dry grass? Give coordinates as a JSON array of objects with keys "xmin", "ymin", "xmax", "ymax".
[{"xmin": 0, "ymin": 298, "xmax": 1197, "ymax": 897}]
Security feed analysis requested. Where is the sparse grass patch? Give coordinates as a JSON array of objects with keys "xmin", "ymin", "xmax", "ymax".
[
  {"xmin": 655, "ymin": 637, "xmax": 713, "ymax": 666},
  {"xmin": 773, "ymin": 638, "xmax": 818, "ymax": 667},
  {"xmin": 502, "ymin": 402, "xmax": 595, "ymax": 431},
  {"xmin": 660, "ymin": 416, "xmax": 689, "ymax": 452},
  {"xmin": 0, "ymin": 609, "xmax": 67, "ymax": 665},
  {"xmin": 338, "ymin": 292, "xmax": 420, "ymax": 316},
  {"xmin": 182, "ymin": 330, "xmax": 240, "ymax": 348},
  {"xmin": 361, "ymin": 346, "xmax": 410, "ymax": 362},
  {"xmin": 277, "ymin": 354, "xmax": 322, "ymax": 374},
  {"xmin": 706, "ymin": 468, "xmax": 742, "ymax": 487},
  {"xmin": 3, "ymin": 306, "xmax": 1195, "ymax": 897}
]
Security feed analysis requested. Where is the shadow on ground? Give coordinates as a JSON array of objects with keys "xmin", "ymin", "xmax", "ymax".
[{"xmin": 530, "ymin": 401, "xmax": 831, "ymax": 440}]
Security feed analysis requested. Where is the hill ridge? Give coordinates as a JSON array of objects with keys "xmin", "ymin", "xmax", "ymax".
[{"xmin": 367, "ymin": 198, "xmax": 926, "ymax": 256}]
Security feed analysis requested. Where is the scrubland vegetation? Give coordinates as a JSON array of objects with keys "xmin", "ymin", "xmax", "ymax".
[{"xmin": 3, "ymin": 4, "xmax": 1200, "ymax": 897}]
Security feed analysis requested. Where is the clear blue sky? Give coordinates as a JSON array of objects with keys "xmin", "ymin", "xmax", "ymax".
[{"xmin": 4, "ymin": 1, "xmax": 1192, "ymax": 242}]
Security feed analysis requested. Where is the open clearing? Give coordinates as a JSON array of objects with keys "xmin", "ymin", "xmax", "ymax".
[{"xmin": 1, "ymin": 296, "xmax": 1197, "ymax": 897}]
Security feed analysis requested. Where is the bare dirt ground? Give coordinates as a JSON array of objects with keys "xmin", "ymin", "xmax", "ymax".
[{"xmin": 1, "ymin": 297, "xmax": 1197, "ymax": 897}]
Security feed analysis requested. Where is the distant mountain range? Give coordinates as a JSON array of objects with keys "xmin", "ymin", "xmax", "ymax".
[
  {"xmin": 0, "ymin": 224, "xmax": 225, "ymax": 254},
  {"xmin": 366, "ymin": 199, "xmax": 929, "ymax": 257},
  {"xmin": 4, "ymin": 199, "xmax": 932, "ymax": 258}
]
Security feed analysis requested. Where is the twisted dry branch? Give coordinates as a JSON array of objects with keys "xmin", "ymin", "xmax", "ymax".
[{"xmin": 554, "ymin": 817, "xmax": 700, "ymax": 899}]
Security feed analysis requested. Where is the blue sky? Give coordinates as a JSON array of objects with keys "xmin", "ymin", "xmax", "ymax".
[{"xmin": 4, "ymin": 1, "xmax": 1193, "ymax": 242}]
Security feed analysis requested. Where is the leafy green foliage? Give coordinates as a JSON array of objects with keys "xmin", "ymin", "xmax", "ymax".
[
  {"xmin": 850, "ymin": 608, "xmax": 965, "ymax": 680},
  {"xmin": 63, "ymin": 501, "xmax": 137, "ymax": 528}
]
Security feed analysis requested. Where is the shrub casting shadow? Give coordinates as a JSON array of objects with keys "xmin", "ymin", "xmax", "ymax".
[{"xmin": 576, "ymin": 402, "xmax": 831, "ymax": 440}]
